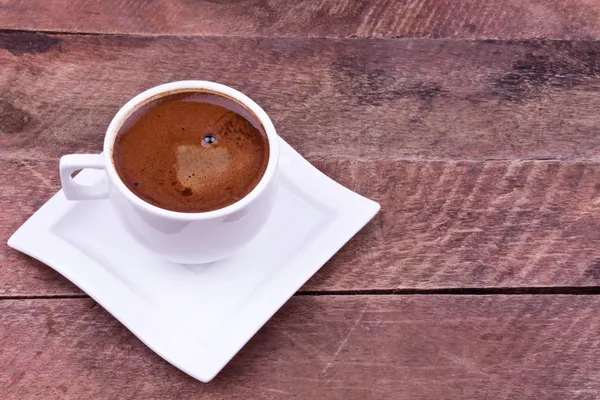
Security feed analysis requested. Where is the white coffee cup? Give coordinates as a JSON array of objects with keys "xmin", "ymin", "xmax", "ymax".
[{"xmin": 59, "ymin": 81, "xmax": 279, "ymax": 264}]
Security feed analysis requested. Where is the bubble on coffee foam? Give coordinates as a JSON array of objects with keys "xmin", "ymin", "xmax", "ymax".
[{"xmin": 203, "ymin": 133, "xmax": 217, "ymax": 144}]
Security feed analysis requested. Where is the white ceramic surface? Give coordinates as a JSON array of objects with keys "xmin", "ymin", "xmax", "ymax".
[
  {"xmin": 8, "ymin": 138, "xmax": 380, "ymax": 382},
  {"xmin": 60, "ymin": 81, "xmax": 280, "ymax": 264}
]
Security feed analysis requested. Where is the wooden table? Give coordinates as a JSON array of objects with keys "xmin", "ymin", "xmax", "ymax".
[{"xmin": 3, "ymin": 1, "xmax": 600, "ymax": 398}]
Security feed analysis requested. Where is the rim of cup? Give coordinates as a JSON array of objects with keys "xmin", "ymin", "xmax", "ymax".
[{"xmin": 103, "ymin": 80, "xmax": 279, "ymax": 221}]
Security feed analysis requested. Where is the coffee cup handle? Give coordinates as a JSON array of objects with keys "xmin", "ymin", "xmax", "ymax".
[{"xmin": 59, "ymin": 154, "xmax": 110, "ymax": 200}]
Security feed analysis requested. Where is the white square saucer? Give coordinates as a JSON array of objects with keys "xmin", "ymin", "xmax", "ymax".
[{"xmin": 8, "ymin": 138, "xmax": 379, "ymax": 382}]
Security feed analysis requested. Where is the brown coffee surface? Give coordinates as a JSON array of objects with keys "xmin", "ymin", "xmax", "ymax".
[{"xmin": 113, "ymin": 92, "xmax": 269, "ymax": 213}]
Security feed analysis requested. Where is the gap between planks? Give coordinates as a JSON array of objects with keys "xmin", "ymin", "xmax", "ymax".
[
  {"xmin": 6, "ymin": 286, "xmax": 600, "ymax": 301},
  {"xmin": 6, "ymin": 155, "xmax": 600, "ymax": 164},
  {"xmin": 3, "ymin": 28, "xmax": 600, "ymax": 42}
]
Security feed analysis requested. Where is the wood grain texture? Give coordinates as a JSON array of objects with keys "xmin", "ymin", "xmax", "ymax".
[
  {"xmin": 0, "ymin": 0, "xmax": 600, "ymax": 39},
  {"xmin": 4, "ymin": 35, "xmax": 600, "ymax": 294},
  {"xmin": 3, "ymin": 34, "xmax": 600, "ymax": 161},
  {"xmin": 2, "ymin": 295, "xmax": 600, "ymax": 399},
  {"xmin": 4, "ymin": 158, "xmax": 600, "ymax": 295}
]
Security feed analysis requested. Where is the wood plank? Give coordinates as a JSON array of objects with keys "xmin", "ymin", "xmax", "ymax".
[
  {"xmin": 4, "ymin": 158, "xmax": 600, "ymax": 296},
  {"xmin": 2, "ymin": 295, "xmax": 600, "ymax": 399},
  {"xmin": 1, "ymin": 0, "xmax": 600, "ymax": 39},
  {"xmin": 3, "ymin": 34, "xmax": 600, "ymax": 161}
]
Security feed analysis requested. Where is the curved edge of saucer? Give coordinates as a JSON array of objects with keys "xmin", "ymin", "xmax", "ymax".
[
  {"xmin": 7, "ymin": 215, "xmax": 215, "ymax": 383},
  {"xmin": 277, "ymin": 136, "xmax": 381, "ymax": 212},
  {"xmin": 6, "ymin": 190, "xmax": 216, "ymax": 383}
]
